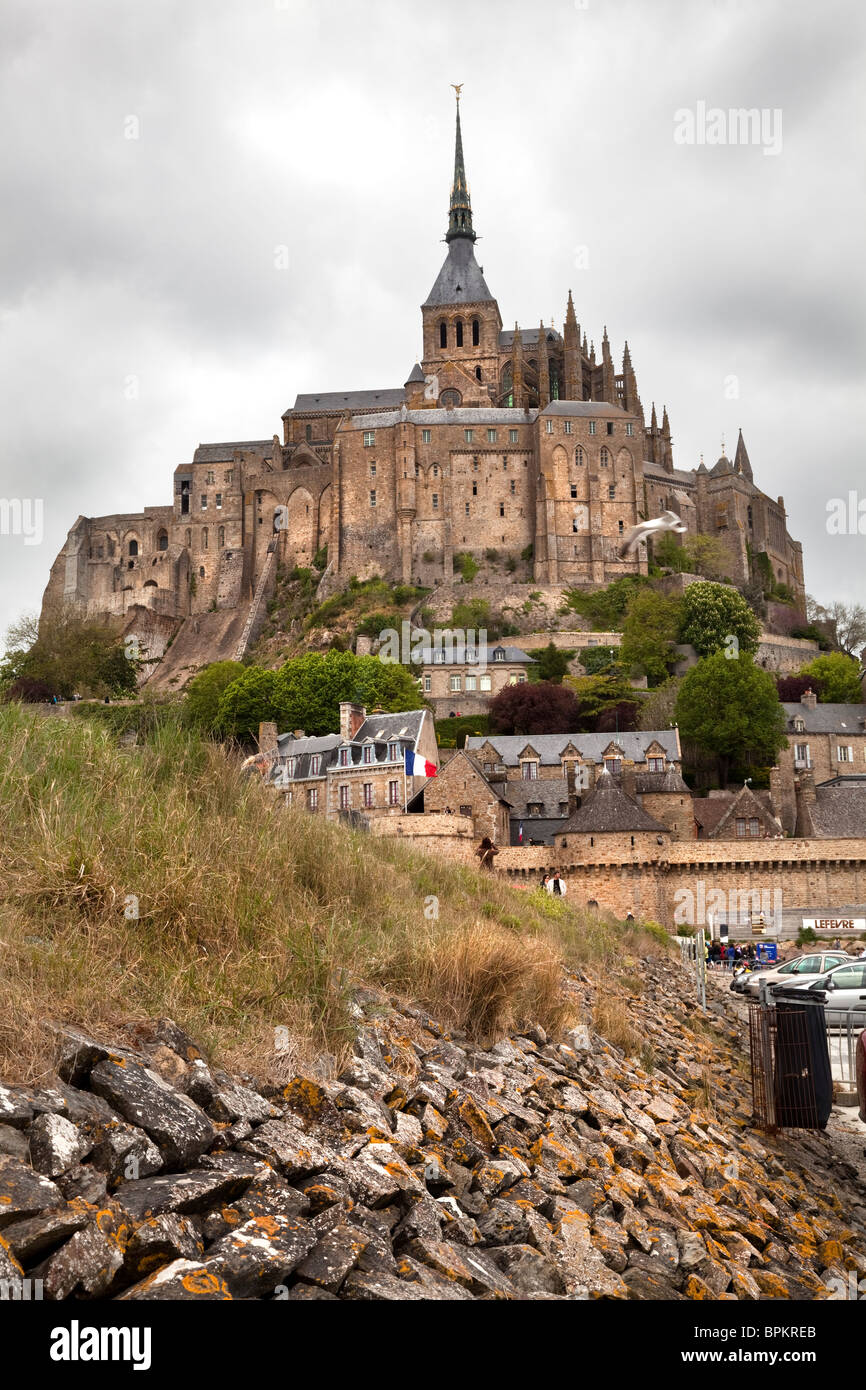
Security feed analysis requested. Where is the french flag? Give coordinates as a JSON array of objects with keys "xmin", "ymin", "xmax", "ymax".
[{"xmin": 405, "ymin": 749, "xmax": 437, "ymax": 778}]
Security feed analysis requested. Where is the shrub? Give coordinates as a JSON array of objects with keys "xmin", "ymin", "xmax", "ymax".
[{"xmin": 453, "ymin": 552, "xmax": 479, "ymax": 584}]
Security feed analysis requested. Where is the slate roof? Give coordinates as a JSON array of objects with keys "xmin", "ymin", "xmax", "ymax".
[
  {"xmin": 271, "ymin": 711, "xmax": 428, "ymax": 784},
  {"xmin": 807, "ymin": 781, "xmax": 866, "ymax": 838},
  {"xmin": 692, "ymin": 787, "xmax": 781, "ymax": 838},
  {"xmin": 348, "ymin": 407, "xmax": 536, "ymax": 429},
  {"xmin": 499, "ymin": 328, "xmax": 563, "ymax": 348},
  {"xmin": 290, "ymin": 389, "xmax": 406, "ymax": 415},
  {"xmin": 355, "ymin": 709, "xmax": 427, "ymax": 745},
  {"xmin": 420, "ymin": 644, "xmax": 535, "ymax": 667},
  {"xmin": 635, "ymin": 767, "xmax": 690, "ymax": 795},
  {"xmin": 193, "ymin": 441, "xmax": 273, "ymax": 463},
  {"xmin": 505, "ymin": 778, "xmax": 571, "ymax": 819},
  {"xmin": 465, "ymin": 730, "xmax": 681, "ymax": 766},
  {"xmin": 782, "ymin": 702, "xmax": 866, "ymax": 734},
  {"xmin": 406, "ymin": 363, "xmax": 425, "ymax": 383},
  {"xmin": 559, "ymin": 771, "xmax": 669, "ymax": 835},
  {"xmin": 423, "ymin": 238, "xmax": 496, "ymax": 307},
  {"xmin": 541, "ymin": 401, "xmax": 631, "ymax": 418}
]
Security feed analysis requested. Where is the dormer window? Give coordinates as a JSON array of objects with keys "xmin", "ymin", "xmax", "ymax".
[
  {"xmin": 309, "ymin": 755, "xmax": 320, "ymax": 775},
  {"xmin": 521, "ymin": 760, "xmax": 539, "ymax": 781},
  {"xmin": 387, "ymin": 742, "xmax": 399, "ymax": 761},
  {"xmin": 493, "ymin": 648, "xmax": 505, "ymax": 661},
  {"xmin": 794, "ymin": 718, "xmax": 805, "ymax": 733},
  {"xmin": 362, "ymin": 745, "xmax": 374, "ymax": 764},
  {"xmin": 339, "ymin": 748, "xmax": 351, "ymax": 767}
]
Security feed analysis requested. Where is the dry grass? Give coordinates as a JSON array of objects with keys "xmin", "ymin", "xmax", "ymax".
[
  {"xmin": 591, "ymin": 996, "xmax": 642, "ymax": 1055},
  {"xmin": 0, "ymin": 705, "xmax": 671, "ymax": 1081}
]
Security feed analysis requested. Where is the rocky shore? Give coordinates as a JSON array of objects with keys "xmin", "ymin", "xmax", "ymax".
[{"xmin": 1, "ymin": 953, "xmax": 865, "ymax": 1301}]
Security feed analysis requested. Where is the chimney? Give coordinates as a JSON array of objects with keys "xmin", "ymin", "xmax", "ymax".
[
  {"xmin": 621, "ymin": 763, "xmax": 637, "ymax": 800},
  {"xmin": 258, "ymin": 721, "xmax": 278, "ymax": 755},
  {"xmin": 768, "ymin": 766, "xmax": 783, "ymax": 818},
  {"xmin": 801, "ymin": 688, "xmax": 818, "ymax": 710},
  {"xmin": 339, "ymin": 701, "xmax": 366, "ymax": 740},
  {"xmin": 566, "ymin": 760, "xmax": 578, "ymax": 816},
  {"xmin": 796, "ymin": 768, "xmax": 817, "ymax": 808}
]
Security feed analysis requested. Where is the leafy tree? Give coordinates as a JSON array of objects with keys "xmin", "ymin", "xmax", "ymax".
[
  {"xmin": 620, "ymin": 590, "xmax": 682, "ymax": 686},
  {"xmin": 808, "ymin": 599, "xmax": 866, "ymax": 659},
  {"xmin": 488, "ymin": 681, "xmax": 581, "ymax": 735},
  {"xmin": 268, "ymin": 651, "xmax": 422, "ymax": 738},
  {"xmin": 1, "ymin": 611, "xmax": 138, "ymax": 700},
  {"xmin": 797, "ymin": 652, "xmax": 863, "ymax": 703},
  {"xmin": 655, "ymin": 532, "xmax": 731, "ymax": 580},
  {"xmin": 531, "ymin": 642, "xmax": 574, "ymax": 684},
  {"xmin": 675, "ymin": 653, "xmax": 787, "ymax": 785},
  {"xmin": 185, "ymin": 661, "xmax": 245, "ymax": 731},
  {"xmin": 776, "ymin": 673, "xmax": 824, "ymax": 703},
  {"xmin": 216, "ymin": 667, "xmax": 281, "ymax": 738},
  {"xmin": 577, "ymin": 645, "xmax": 620, "ymax": 676},
  {"xmin": 679, "ymin": 582, "xmax": 761, "ymax": 658}
]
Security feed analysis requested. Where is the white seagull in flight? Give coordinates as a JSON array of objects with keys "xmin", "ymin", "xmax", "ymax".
[{"xmin": 618, "ymin": 509, "xmax": 687, "ymax": 558}]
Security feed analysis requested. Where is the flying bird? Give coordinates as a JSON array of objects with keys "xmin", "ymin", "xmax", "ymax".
[{"xmin": 618, "ymin": 509, "xmax": 687, "ymax": 558}]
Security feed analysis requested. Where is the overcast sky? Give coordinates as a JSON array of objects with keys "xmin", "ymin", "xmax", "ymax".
[{"xmin": 1, "ymin": 0, "xmax": 864, "ymax": 650}]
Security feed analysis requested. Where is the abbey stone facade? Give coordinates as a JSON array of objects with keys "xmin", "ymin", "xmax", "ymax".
[{"xmin": 42, "ymin": 95, "xmax": 805, "ymax": 666}]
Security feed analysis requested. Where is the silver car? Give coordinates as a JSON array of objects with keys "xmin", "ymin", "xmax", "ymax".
[
  {"xmin": 745, "ymin": 950, "xmax": 852, "ymax": 998},
  {"xmin": 792, "ymin": 959, "xmax": 866, "ymax": 1025}
]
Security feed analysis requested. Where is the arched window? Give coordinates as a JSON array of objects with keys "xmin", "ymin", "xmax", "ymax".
[
  {"xmin": 199, "ymin": 566, "xmax": 205, "ymax": 579},
  {"xmin": 202, "ymin": 527, "xmax": 208, "ymax": 549},
  {"xmin": 128, "ymin": 538, "xmax": 138, "ymax": 557},
  {"xmin": 439, "ymin": 321, "xmax": 447, "ymax": 349},
  {"xmin": 157, "ymin": 529, "xmax": 168, "ymax": 551},
  {"xmin": 575, "ymin": 446, "xmax": 584, "ymax": 466},
  {"xmin": 218, "ymin": 526, "xmax": 225, "ymax": 547},
  {"xmin": 472, "ymin": 318, "xmax": 480, "ymax": 346},
  {"xmin": 455, "ymin": 319, "xmax": 464, "ymax": 348},
  {"xmin": 475, "ymin": 366, "xmax": 482, "ymax": 380},
  {"xmin": 305, "ymin": 424, "xmax": 312, "ymax": 443},
  {"xmin": 600, "ymin": 447, "xmax": 609, "ymax": 466},
  {"xmin": 439, "ymin": 388, "xmax": 461, "ymax": 408}
]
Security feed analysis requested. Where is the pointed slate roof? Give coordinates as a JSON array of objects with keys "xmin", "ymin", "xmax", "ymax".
[
  {"xmin": 733, "ymin": 428, "xmax": 753, "ymax": 480},
  {"xmin": 447, "ymin": 92, "xmax": 474, "ymax": 244},
  {"xmin": 559, "ymin": 770, "xmax": 669, "ymax": 836}
]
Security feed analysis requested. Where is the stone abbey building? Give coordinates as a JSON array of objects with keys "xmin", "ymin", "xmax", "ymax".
[{"xmin": 42, "ymin": 95, "xmax": 805, "ymax": 673}]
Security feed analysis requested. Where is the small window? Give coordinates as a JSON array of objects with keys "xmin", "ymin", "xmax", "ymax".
[
  {"xmin": 472, "ymin": 482, "xmax": 477, "ymax": 496},
  {"xmin": 499, "ymin": 503, "xmax": 505, "ymax": 517},
  {"xmin": 648, "ymin": 757, "xmax": 664, "ymax": 772},
  {"xmin": 510, "ymin": 480, "xmax": 515, "ymax": 494},
  {"xmin": 465, "ymin": 675, "xmax": 477, "ymax": 691},
  {"xmin": 545, "ymin": 419, "xmax": 553, "ymax": 434},
  {"xmin": 509, "ymin": 429, "xmax": 519, "ymax": 443},
  {"xmin": 340, "ymin": 785, "xmax": 350, "ymax": 810},
  {"xmin": 215, "ymin": 493, "xmax": 222, "ymax": 509},
  {"xmin": 423, "ymin": 674, "xmax": 431, "ymax": 692},
  {"xmin": 363, "ymin": 745, "xmax": 374, "ymax": 764},
  {"xmin": 456, "ymin": 320, "xmax": 464, "ymax": 347},
  {"xmin": 201, "ymin": 494, "xmax": 207, "ymax": 510},
  {"xmin": 589, "ymin": 421, "xmax": 596, "ymax": 435},
  {"xmin": 202, "ymin": 527, "xmax": 208, "ymax": 549},
  {"xmin": 600, "ymin": 448, "xmax": 609, "ymax": 466},
  {"xmin": 370, "ymin": 462, "xmax": 376, "ymax": 476},
  {"xmin": 480, "ymin": 675, "xmax": 491, "ymax": 692},
  {"xmin": 608, "ymin": 484, "xmax": 615, "ymax": 499},
  {"xmin": 465, "ymin": 502, "xmax": 470, "ymax": 515},
  {"xmin": 199, "ymin": 566, "xmax": 205, "ymax": 578},
  {"xmin": 433, "ymin": 463, "xmax": 438, "ymax": 476},
  {"xmin": 369, "ymin": 490, "xmax": 376, "ymax": 507},
  {"xmin": 128, "ymin": 538, "xmax": 139, "ymax": 556},
  {"xmin": 206, "ymin": 470, "xmax": 215, "ymax": 484},
  {"xmin": 575, "ymin": 446, "xmax": 584, "ymax": 465},
  {"xmin": 465, "ymin": 429, "xmax": 474, "ymax": 443},
  {"xmin": 185, "ymin": 529, "xmax": 192, "ymax": 547},
  {"xmin": 339, "ymin": 748, "xmax": 351, "ymax": 767},
  {"xmin": 389, "ymin": 780, "xmax": 400, "ymax": 806},
  {"xmin": 626, "ymin": 423, "xmax": 634, "ymax": 437},
  {"xmin": 422, "ymin": 428, "xmax": 431, "ymax": 444},
  {"xmin": 472, "ymin": 318, "xmax": 480, "ymax": 346},
  {"xmin": 604, "ymin": 758, "xmax": 621, "ymax": 774},
  {"xmin": 606, "ymin": 421, "xmax": 614, "ymax": 435},
  {"xmin": 432, "ymin": 493, "xmax": 439, "ymax": 510},
  {"xmin": 564, "ymin": 420, "xmax": 572, "ymax": 435},
  {"xmin": 363, "ymin": 783, "xmax": 374, "ymax": 808},
  {"xmin": 570, "ymin": 485, "xmax": 578, "ymax": 499},
  {"xmin": 439, "ymin": 321, "xmax": 447, "ymax": 349},
  {"xmin": 305, "ymin": 425, "xmax": 312, "ymax": 444},
  {"xmin": 226, "ymin": 468, "xmax": 234, "ymax": 485},
  {"xmin": 308, "ymin": 787, "xmax": 318, "ymax": 810},
  {"xmin": 837, "ymin": 745, "xmax": 853, "ymax": 763},
  {"xmin": 618, "ymin": 519, "xmax": 624, "ymax": 535},
  {"xmin": 387, "ymin": 742, "xmax": 399, "ymax": 760},
  {"xmin": 218, "ymin": 526, "xmax": 225, "ymax": 547},
  {"xmin": 450, "ymin": 675, "xmax": 461, "ymax": 692},
  {"xmin": 487, "ymin": 428, "xmax": 497, "ymax": 442},
  {"xmin": 363, "ymin": 431, "xmax": 375, "ymax": 447}
]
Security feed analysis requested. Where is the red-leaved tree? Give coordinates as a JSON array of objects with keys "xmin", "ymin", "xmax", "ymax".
[{"xmin": 488, "ymin": 681, "xmax": 582, "ymax": 735}]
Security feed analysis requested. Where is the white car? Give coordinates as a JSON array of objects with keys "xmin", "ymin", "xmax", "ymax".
[
  {"xmin": 790, "ymin": 959, "xmax": 866, "ymax": 1025},
  {"xmin": 744, "ymin": 950, "xmax": 852, "ymax": 999}
]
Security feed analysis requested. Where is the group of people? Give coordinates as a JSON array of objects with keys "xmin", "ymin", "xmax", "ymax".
[
  {"xmin": 705, "ymin": 940, "xmax": 760, "ymax": 971},
  {"xmin": 541, "ymin": 871, "xmax": 568, "ymax": 897},
  {"xmin": 474, "ymin": 840, "xmax": 567, "ymax": 899}
]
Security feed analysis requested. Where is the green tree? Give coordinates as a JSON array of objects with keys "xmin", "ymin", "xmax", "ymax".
[
  {"xmin": 185, "ymin": 661, "xmax": 245, "ymax": 731},
  {"xmin": 217, "ymin": 667, "xmax": 280, "ymax": 738},
  {"xmin": 620, "ymin": 590, "xmax": 682, "ymax": 686},
  {"xmin": 675, "ymin": 653, "xmax": 787, "ymax": 785},
  {"xmin": 636, "ymin": 676, "xmax": 681, "ymax": 732},
  {"xmin": 565, "ymin": 673, "xmax": 645, "ymax": 731},
  {"xmin": 276, "ymin": 650, "xmax": 423, "ymax": 737},
  {"xmin": 561, "ymin": 575, "xmax": 650, "ymax": 631},
  {"xmin": 531, "ymin": 642, "xmax": 574, "ymax": 684},
  {"xmin": 797, "ymin": 651, "xmax": 863, "ymax": 703},
  {"xmin": 679, "ymin": 581, "xmax": 761, "ymax": 658},
  {"xmin": 1, "ymin": 611, "xmax": 138, "ymax": 700}
]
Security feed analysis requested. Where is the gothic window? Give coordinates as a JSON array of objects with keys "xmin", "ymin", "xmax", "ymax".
[
  {"xmin": 455, "ymin": 320, "xmax": 464, "ymax": 348},
  {"xmin": 600, "ymin": 448, "xmax": 609, "ymax": 466},
  {"xmin": 439, "ymin": 321, "xmax": 447, "ymax": 349},
  {"xmin": 218, "ymin": 526, "xmax": 225, "ymax": 547},
  {"xmin": 472, "ymin": 318, "xmax": 480, "ymax": 346},
  {"xmin": 128, "ymin": 539, "xmax": 138, "ymax": 556},
  {"xmin": 157, "ymin": 530, "xmax": 168, "ymax": 551},
  {"xmin": 575, "ymin": 446, "xmax": 584, "ymax": 466},
  {"xmin": 439, "ymin": 389, "xmax": 461, "ymax": 408}
]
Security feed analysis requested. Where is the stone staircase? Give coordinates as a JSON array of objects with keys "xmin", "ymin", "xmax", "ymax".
[{"xmin": 235, "ymin": 543, "xmax": 277, "ymax": 661}]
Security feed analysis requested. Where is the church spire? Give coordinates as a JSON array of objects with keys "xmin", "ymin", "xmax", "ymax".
[{"xmin": 446, "ymin": 85, "xmax": 475, "ymax": 243}]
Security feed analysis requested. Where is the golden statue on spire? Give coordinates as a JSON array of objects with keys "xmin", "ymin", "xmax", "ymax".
[{"xmin": 451, "ymin": 83, "xmax": 463, "ymax": 102}]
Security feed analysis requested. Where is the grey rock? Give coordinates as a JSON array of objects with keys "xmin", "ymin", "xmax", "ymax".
[
  {"xmin": 28, "ymin": 1113, "xmax": 91, "ymax": 1177},
  {"xmin": 0, "ymin": 1155, "xmax": 63, "ymax": 1228}
]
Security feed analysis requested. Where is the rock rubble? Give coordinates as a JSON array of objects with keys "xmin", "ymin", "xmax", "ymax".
[{"xmin": 1, "ymin": 956, "xmax": 865, "ymax": 1300}]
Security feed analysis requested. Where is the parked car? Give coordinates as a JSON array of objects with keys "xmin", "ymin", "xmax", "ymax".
[
  {"xmin": 788, "ymin": 959, "xmax": 866, "ymax": 1026},
  {"xmin": 857, "ymin": 1029, "xmax": 866, "ymax": 1123},
  {"xmin": 743, "ymin": 951, "xmax": 852, "ymax": 999}
]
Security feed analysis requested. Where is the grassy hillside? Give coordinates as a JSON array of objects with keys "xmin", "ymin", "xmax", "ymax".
[{"xmin": 0, "ymin": 705, "xmax": 668, "ymax": 1082}]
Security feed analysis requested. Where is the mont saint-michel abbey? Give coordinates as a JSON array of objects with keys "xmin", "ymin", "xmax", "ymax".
[{"xmin": 44, "ymin": 95, "xmax": 805, "ymax": 671}]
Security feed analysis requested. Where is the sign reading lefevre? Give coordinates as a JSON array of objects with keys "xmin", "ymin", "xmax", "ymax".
[{"xmin": 801, "ymin": 917, "xmax": 866, "ymax": 931}]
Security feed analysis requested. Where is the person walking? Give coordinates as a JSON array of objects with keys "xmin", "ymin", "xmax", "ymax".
[
  {"xmin": 549, "ymin": 872, "xmax": 567, "ymax": 897},
  {"xmin": 475, "ymin": 836, "xmax": 499, "ymax": 872}
]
